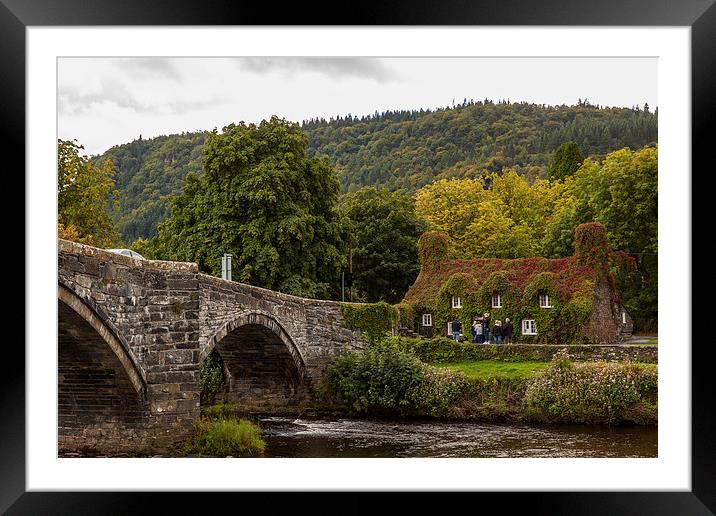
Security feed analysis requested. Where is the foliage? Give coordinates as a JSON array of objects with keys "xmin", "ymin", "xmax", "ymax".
[
  {"xmin": 304, "ymin": 100, "xmax": 657, "ymax": 193},
  {"xmin": 338, "ymin": 187, "xmax": 426, "ymax": 303},
  {"xmin": 542, "ymin": 146, "xmax": 658, "ymax": 329},
  {"xmin": 402, "ymin": 224, "xmax": 600, "ymax": 343},
  {"xmin": 523, "ymin": 350, "xmax": 658, "ymax": 423},
  {"xmin": 185, "ymin": 417, "xmax": 265, "ymax": 457},
  {"xmin": 415, "ymin": 171, "xmax": 569, "ymax": 259},
  {"xmin": 417, "ymin": 231, "xmax": 450, "ymax": 267},
  {"xmin": 129, "ymin": 237, "xmax": 157, "ymax": 260},
  {"xmin": 547, "ymin": 141, "xmax": 584, "ymax": 181},
  {"xmin": 153, "ymin": 117, "xmax": 346, "ymax": 299},
  {"xmin": 574, "ymin": 222, "xmax": 610, "ymax": 268},
  {"xmin": 202, "ymin": 402, "xmax": 237, "ymax": 420},
  {"xmin": 339, "ymin": 302, "xmax": 398, "ymax": 343},
  {"xmin": 96, "ymin": 132, "xmax": 207, "ymax": 244},
  {"xmin": 58, "ymin": 139, "xmax": 121, "ymax": 247},
  {"xmin": 320, "ymin": 344, "xmax": 468, "ymax": 417},
  {"xmin": 381, "ymin": 336, "xmax": 573, "ymax": 363},
  {"xmin": 98, "ymin": 101, "xmax": 657, "ymax": 243},
  {"xmin": 199, "ymin": 350, "xmax": 228, "ymax": 406}
]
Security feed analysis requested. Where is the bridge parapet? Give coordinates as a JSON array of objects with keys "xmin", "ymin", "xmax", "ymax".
[{"xmin": 58, "ymin": 239, "xmax": 369, "ymax": 454}]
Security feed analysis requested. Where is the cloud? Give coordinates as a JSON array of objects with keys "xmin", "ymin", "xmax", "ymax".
[
  {"xmin": 58, "ymin": 78, "xmax": 158, "ymax": 115},
  {"xmin": 111, "ymin": 58, "xmax": 183, "ymax": 82},
  {"xmin": 58, "ymin": 76, "xmax": 227, "ymax": 116},
  {"xmin": 236, "ymin": 57, "xmax": 397, "ymax": 83}
]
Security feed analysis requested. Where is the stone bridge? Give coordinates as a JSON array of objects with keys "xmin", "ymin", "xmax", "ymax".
[{"xmin": 57, "ymin": 239, "xmax": 368, "ymax": 454}]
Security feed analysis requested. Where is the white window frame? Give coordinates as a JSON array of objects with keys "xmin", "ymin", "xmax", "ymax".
[
  {"xmin": 522, "ymin": 319, "xmax": 537, "ymax": 335},
  {"xmin": 492, "ymin": 293, "xmax": 502, "ymax": 308},
  {"xmin": 451, "ymin": 296, "xmax": 462, "ymax": 309},
  {"xmin": 422, "ymin": 313, "xmax": 432, "ymax": 327},
  {"xmin": 539, "ymin": 293, "xmax": 552, "ymax": 308},
  {"xmin": 447, "ymin": 321, "xmax": 462, "ymax": 337},
  {"xmin": 622, "ymin": 310, "xmax": 627, "ymax": 324}
]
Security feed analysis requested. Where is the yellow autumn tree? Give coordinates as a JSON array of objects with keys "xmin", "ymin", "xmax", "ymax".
[{"xmin": 415, "ymin": 171, "xmax": 567, "ymax": 259}]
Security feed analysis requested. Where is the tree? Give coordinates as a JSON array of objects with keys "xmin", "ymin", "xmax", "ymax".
[
  {"xmin": 415, "ymin": 171, "xmax": 565, "ymax": 259},
  {"xmin": 541, "ymin": 145, "xmax": 658, "ymax": 329},
  {"xmin": 339, "ymin": 187, "xmax": 426, "ymax": 303},
  {"xmin": 57, "ymin": 139, "xmax": 120, "ymax": 247},
  {"xmin": 154, "ymin": 117, "xmax": 345, "ymax": 299},
  {"xmin": 547, "ymin": 141, "xmax": 585, "ymax": 182}
]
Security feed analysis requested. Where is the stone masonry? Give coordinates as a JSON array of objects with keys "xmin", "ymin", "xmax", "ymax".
[{"xmin": 58, "ymin": 239, "xmax": 366, "ymax": 455}]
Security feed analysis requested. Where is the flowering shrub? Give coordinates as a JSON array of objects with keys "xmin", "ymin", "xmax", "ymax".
[
  {"xmin": 410, "ymin": 366, "xmax": 468, "ymax": 417},
  {"xmin": 523, "ymin": 350, "xmax": 657, "ymax": 423}
]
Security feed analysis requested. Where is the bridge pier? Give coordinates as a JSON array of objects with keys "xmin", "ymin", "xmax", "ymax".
[{"xmin": 57, "ymin": 239, "xmax": 367, "ymax": 455}]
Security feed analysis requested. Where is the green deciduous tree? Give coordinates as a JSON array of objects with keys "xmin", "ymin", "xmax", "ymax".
[
  {"xmin": 154, "ymin": 117, "xmax": 345, "ymax": 299},
  {"xmin": 57, "ymin": 139, "xmax": 120, "ymax": 247},
  {"xmin": 339, "ymin": 187, "xmax": 427, "ymax": 303},
  {"xmin": 541, "ymin": 145, "xmax": 658, "ymax": 329},
  {"xmin": 547, "ymin": 141, "xmax": 585, "ymax": 182}
]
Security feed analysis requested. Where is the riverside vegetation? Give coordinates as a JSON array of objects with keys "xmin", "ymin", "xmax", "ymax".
[{"xmin": 316, "ymin": 338, "xmax": 657, "ymax": 425}]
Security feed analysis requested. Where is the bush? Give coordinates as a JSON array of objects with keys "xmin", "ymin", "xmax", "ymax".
[
  {"xmin": 185, "ymin": 417, "xmax": 266, "ymax": 457},
  {"xmin": 202, "ymin": 402, "xmax": 237, "ymax": 420},
  {"xmin": 319, "ymin": 344, "xmax": 468, "ymax": 417},
  {"xmin": 523, "ymin": 350, "xmax": 658, "ymax": 423}
]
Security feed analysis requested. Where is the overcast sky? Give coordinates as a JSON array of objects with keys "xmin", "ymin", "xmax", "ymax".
[{"xmin": 58, "ymin": 57, "xmax": 657, "ymax": 156}]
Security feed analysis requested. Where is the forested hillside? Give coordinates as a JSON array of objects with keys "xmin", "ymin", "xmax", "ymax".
[
  {"xmin": 306, "ymin": 100, "xmax": 657, "ymax": 192},
  {"xmin": 98, "ymin": 132, "xmax": 206, "ymax": 243},
  {"xmin": 97, "ymin": 100, "xmax": 657, "ymax": 244}
]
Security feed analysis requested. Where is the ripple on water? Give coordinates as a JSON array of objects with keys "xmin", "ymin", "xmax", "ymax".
[{"xmin": 259, "ymin": 417, "xmax": 657, "ymax": 458}]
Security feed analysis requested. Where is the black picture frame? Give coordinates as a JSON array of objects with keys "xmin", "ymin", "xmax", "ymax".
[{"xmin": 4, "ymin": 0, "xmax": 712, "ymax": 512}]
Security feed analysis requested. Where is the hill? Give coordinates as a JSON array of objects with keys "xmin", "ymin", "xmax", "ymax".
[{"xmin": 96, "ymin": 100, "xmax": 657, "ymax": 244}]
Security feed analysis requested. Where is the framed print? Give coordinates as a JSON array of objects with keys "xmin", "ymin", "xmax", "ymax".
[{"xmin": 5, "ymin": 0, "xmax": 713, "ymax": 512}]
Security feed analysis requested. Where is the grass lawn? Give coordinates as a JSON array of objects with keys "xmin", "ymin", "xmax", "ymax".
[{"xmin": 432, "ymin": 360, "xmax": 550, "ymax": 380}]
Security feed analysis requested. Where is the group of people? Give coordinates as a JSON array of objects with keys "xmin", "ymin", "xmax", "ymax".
[{"xmin": 451, "ymin": 313, "xmax": 513, "ymax": 345}]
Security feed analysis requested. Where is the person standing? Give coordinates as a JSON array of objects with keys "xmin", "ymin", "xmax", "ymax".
[
  {"xmin": 492, "ymin": 320, "xmax": 503, "ymax": 345},
  {"xmin": 452, "ymin": 316, "xmax": 462, "ymax": 341},
  {"xmin": 482, "ymin": 312, "xmax": 491, "ymax": 345},
  {"xmin": 503, "ymin": 318, "xmax": 513, "ymax": 344},
  {"xmin": 475, "ymin": 317, "xmax": 484, "ymax": 343},
  {"xmin": 470, "ymin": 317, "xmax": 482, "ymax": 344}
]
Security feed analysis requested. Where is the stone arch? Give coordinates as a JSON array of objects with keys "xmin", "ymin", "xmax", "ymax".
[
  {"xmin": 58, "ymin": 283, "xmax": 145, "ymax": 393},
  {"xmin": 203, "ymin": 311, "xmax": 307, "ymax": 405}
]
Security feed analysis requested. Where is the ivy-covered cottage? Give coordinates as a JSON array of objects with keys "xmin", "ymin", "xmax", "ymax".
[{"xmin": 400, "ymin": 222, "xmax": 634, "ymax": 344}]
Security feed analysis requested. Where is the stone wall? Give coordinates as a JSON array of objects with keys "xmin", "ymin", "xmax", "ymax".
[
  {"xmin": 58, "ymin": 240, "xmax": 201, "ymax": 454},
  {"xmin": 58, "ymin": 240, "xmax": 369, "ymax": 452},
  {"xmin": 198, "ymin": 274, "xmax": 366, "ymax": 403}
]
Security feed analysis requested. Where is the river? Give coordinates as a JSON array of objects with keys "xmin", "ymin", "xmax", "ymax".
[{"xmin": 259, "ymin": 417, "xmax": 657, "ymax": 458}]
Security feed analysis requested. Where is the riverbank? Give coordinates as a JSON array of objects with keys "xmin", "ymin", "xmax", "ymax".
[{"xmin": 312, "ymin": 338, "xmax": 658, "ymax": 426}]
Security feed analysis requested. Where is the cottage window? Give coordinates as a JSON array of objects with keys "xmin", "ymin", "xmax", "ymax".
[
  {"xmin": 447, "ymin": 321, "xmax": 463, "ymax": 337},
  {"xmin": 492, "ymin": 293, "xmax": 502, "ymax": 308},
  {"xmin": 522, "ymin": 319, "xmax": 537, "ymax": 335},
  {"xmin": 422, "ymin": 313, "xmax": 433, "ymax": 327},
  {"xmin": 622, "ymin": 310, "xmax": 627, "ymax": 324},
  {"xmin": 452, "ymin": 296, "xmax": 462, "ymax": 309},
  {"xmin": 539, "ymin": 293, "xmax": 552, "ymax": 308}
]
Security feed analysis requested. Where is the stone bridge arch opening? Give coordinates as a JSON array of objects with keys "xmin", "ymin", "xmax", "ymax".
[
  {"xmin": 204, "ymin": 312, "xmax": 307, "ymax": 407},
  {"xmin": 58, "ymin": 285, "xmax": 148, "ymax": 452}
]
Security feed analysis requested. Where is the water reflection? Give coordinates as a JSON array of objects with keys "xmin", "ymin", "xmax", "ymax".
[{"xmin": 260, "ymin": 417, "xmax": 657, "ymax": 458}]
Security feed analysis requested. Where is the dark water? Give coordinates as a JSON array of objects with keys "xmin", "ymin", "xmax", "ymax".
[{"xmin": 260, "ymin": 417, "xmax": 657, "ymax": 458}]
